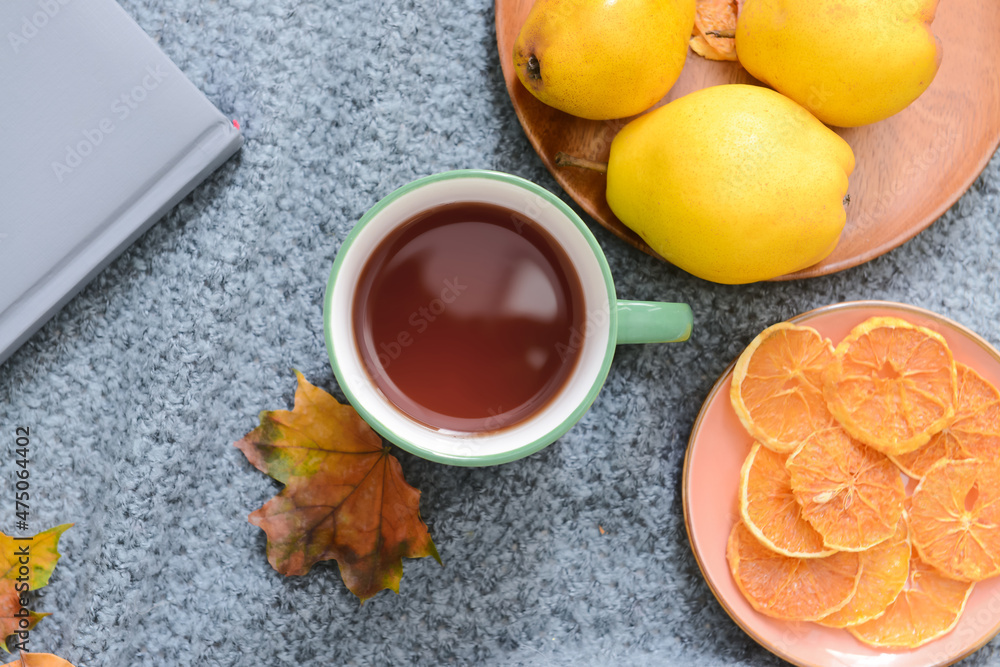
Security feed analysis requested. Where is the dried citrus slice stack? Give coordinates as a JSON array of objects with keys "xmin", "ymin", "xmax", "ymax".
[
  {"xmin": 739, "ymin": 443, "xmax": 834, "ymax": 558},
  {"xmin": 817, "ymin": 516, "xmax": 910, "ymax": 628},
  {"xmin": 731, "ymin": 323, "xmax": 838, "ymax": 454},
  {"xmin": 848, "ymin": 548, "xmax": 975, "ymax": 648},
  {"xmin": 823, "ymin": 317, "xmax": 957, "ymax": 456},
  {"xmin": 723, "ymin": 314, "xmax": 1000, "ymax": 652},
  {"xmin": 893, "ymin": 363, "xmax": 1000, "ymax": 478},
  {"xmin": 787, "ymin": 426, "xmax": 905, "ymax": 551},
  {"xmin": 909, "ymin": 459, "xmax": 1000, "ymax": 581},
  {"xmin": 727, "ymin": 521, "xmax": 862, "ymax": 621}
]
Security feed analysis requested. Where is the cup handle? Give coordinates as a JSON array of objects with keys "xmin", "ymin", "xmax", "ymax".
[{"xmin": 616, "ymin": 301, "xmax": 693, "ymax": 344}]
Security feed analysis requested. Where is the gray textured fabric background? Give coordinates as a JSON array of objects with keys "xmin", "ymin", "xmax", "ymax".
[{"xmin": 2, "ymin": 1, "xmax": 999, "ymax": 665}]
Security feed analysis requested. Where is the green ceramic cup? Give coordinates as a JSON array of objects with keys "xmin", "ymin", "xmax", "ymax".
[{"xmin": 324, "ymin": 170, "xmax": 692, "ymax": 466}]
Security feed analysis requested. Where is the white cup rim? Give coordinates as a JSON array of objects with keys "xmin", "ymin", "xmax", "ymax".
[{"xmin": 324, "ymin": 170, "xmax": 620, "ymax": 466}]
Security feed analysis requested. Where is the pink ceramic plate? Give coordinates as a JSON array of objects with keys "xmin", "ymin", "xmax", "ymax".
[{"xmin": 683, "ymin": 301, "xmax": 1000, "ymax": 667}]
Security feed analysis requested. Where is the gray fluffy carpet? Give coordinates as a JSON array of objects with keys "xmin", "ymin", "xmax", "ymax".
[{"xmin": 2, "ymin": 1, "xmax": 1000, "ymax": 665}]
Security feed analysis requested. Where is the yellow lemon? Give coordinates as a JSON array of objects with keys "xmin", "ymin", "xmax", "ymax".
[
  {"xmin": 513, "ymin": 0, "xmax": 695, "ymax": 120},
  {"xmin": 606, "ymin": 84, "xmax": 855, "ymax": 284},
  {"xmin": 736, "ymin": 0, "xmax": 942, "ymax": 127}
]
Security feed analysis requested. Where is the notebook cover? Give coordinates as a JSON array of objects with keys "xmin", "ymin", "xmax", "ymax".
[{"xmin": 0, "ymin": 0, "xmax": 243, "ymax": 365}]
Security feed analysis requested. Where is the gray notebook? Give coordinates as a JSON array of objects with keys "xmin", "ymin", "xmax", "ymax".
[{"xmin": 0, "ymin": 0, "xmax": 243, "ymax": 365}]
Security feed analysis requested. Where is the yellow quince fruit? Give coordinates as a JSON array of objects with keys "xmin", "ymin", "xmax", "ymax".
[
  {"xmin": 735, "ymin": 0, "xmax": 942, "ymax": 127},
  {"xmin": 606, "ymin": 84, "xmax": 855, "ymax": 284},
  {"xmin": 513, "ymin": 0, "xmax": 696, "ymax": 120}
]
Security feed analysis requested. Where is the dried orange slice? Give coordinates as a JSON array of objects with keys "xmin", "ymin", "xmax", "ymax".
[
  {"xmin": 691, "ymin": 0, "xmax": 739, "ymax": 61},
  {"xmin": 892, "ymin": 363, "xmax": 1000, "ymax": 478},
  {"xmin": 823, "ymin": 317, "xmax": 957, "ymax": 456},
  {"xmin": 787, "ymin": 427, "xmax": 905, "ymax": 551},
  {"xmin": 847, "ymin": 547, "xmax": 975, "ymax": 649},
  {"xmin": 731, "ymin": 323, "xmax": 838, "ymax": 454},
  {"xmin": 727, "ymin": 521, "xmax": 861, "ymax": 621},
  {"xmin": 739, "ymin": 443, "xmax": 835, "ymax": 558},
  {"xmin": 909, "ymin": 459, "xmax": 1000, "ymax": 581},
  {"xmin": 817, "ymin": 516, "xmax": 910, "ymax": 628}
]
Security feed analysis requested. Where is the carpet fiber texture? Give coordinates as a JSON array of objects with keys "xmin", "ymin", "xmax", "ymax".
[{"xmin": 2, "ymin": 1, "xmax": 999, "ymax": 665}]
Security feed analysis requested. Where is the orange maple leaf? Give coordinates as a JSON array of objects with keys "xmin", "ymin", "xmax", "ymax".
[
  {"xmin": 1, "ymin": 652, "xmax": 77, "ymax": 667},
  {"xmin": 0, "ymin": 526, "xmax": 71, "ymax": 653},
  {"xmin": 235, "ymin": 371, "xmax": 441, "ymax": 602}
]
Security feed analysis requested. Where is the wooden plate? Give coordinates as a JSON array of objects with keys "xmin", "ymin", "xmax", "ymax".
[{"xmin": 496, "ymin": 1, "xmax": 1000, "ymax": 280}]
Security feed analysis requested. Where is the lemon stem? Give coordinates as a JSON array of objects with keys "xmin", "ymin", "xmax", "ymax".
[
  {"xmin": 705, "ymin": 30, "xmax": 736, "ymax": 38},
  {"xmin": 555, "ymin": 152, "xmax": 608, "ymax": 174}
]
